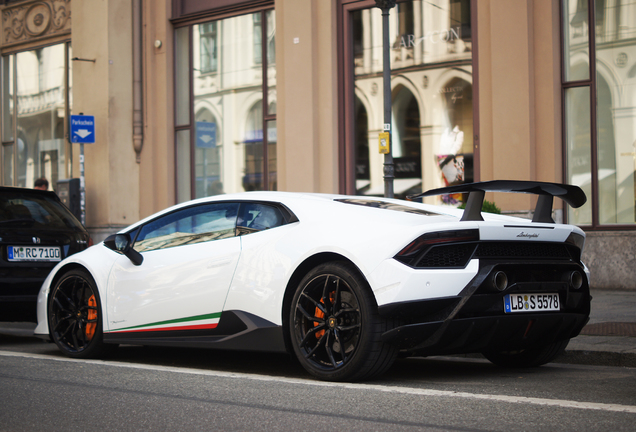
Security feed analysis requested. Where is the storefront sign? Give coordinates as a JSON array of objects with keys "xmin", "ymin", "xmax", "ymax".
[{"xmin": 399, "ymin": 27, "xmax": 461, "ymax": 48}]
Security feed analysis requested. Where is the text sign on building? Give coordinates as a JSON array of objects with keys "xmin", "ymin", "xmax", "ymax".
[
  {"xmin": 70, "ymin": 115, "xmax": 96, "ymax": 143},
  {"xmin": 196, "ymin": 121, "xmax": 216, "ymax": 148}
]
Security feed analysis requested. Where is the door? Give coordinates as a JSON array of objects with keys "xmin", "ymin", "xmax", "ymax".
[{"xmin": 105, "ymin": 202, "xmax": 241, "ymax": 334}]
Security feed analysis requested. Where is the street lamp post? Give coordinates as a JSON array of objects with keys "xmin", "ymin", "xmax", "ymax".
[{"xmin": 375, "ymin": 0, "xmax": 396, "ymax": 198}]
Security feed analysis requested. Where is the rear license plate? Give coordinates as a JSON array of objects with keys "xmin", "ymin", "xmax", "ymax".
[
  {"xmin": 504, "ymin": 293, "xmax": 560, "ymax": 313},
  {"xmin": 7, "ymin": 246, "xmax": 61, "ymax": 262}
]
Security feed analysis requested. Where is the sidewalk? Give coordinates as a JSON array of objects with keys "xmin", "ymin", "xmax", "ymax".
[{"xmin": 559, "ymin": 289, "xmax": 636, "ymax": 368}]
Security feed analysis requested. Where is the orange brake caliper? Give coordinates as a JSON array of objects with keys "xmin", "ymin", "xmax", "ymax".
[
  {"xmin": 314, "ymin": 291, "xmax": 335, "ymax": 339},
  {"xmin": 86, "ymin": 295, "xmax": 97, "ymax": 341}
]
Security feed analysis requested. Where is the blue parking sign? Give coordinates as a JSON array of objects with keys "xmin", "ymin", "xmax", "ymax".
[
  {"xmin": 70, "ymin": 115, "xmax": 95, "ymax": 143},
  {"xmin": 196, "ymin": 122, "xmax": 216, "ymax": 148}
]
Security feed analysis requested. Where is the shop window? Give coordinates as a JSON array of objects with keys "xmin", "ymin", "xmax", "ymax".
[
  {"xmin": 349, "ymin": 0, "xmax": 473, "ymax": 203},
  {"xmin": 1, "ymin": 43, "xmax": 71, "ymax": 189},
  {"xmin": 175, "ymin": 8, "xmax": 276, "ymax": 202},
  {"xmin": 562, "ymin": 0, "xmax": 636, "ymax": 226}
]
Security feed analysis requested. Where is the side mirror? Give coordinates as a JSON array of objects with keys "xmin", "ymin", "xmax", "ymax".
[{"xmin": 104, "ymin": 233, "xmax": 143, "ymax": 266}]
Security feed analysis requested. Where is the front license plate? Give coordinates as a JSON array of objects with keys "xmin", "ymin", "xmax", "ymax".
[
  {"xmin": 504, "ymin": 293, "xmax": 560, "ymax": 313},
  {"xmin": 7, "ymin": 246, "xmax": 61, "ymax": 262}
]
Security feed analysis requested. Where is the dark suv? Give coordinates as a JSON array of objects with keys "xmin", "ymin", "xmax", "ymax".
[{"xmin": 1, "ymin": 187, "xmax": 91, "ymax": 322}]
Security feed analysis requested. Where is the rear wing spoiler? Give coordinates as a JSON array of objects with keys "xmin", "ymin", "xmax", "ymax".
[{"xmin": 408, "ymin": 180, "xmax": 586, "ymax": 223}]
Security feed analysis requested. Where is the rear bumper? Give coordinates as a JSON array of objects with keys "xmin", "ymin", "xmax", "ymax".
[
  {"xmin": 381, "ymin": 311, "xmax": 588, "ymax": 355},
  {"xmin": 379, "ymin": 260, "xmax": 591, "ymax": 355}
]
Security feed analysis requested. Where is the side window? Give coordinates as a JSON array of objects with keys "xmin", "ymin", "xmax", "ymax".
[
  {"xmin": 238, "ymin": 203, "xmax": 285, "ymax": 232},
  {"xmin": 134, "ymin": 203, "xmax": 239, "ymax": 252}
]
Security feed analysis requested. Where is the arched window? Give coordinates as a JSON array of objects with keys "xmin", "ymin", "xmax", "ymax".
[
  {"xmin": 243, "ymin": 102, "xmax": 264, "ymax": 192},
  {"xmin": 392, "ymin": 86, "xmax": 421, "ymax": 159}
]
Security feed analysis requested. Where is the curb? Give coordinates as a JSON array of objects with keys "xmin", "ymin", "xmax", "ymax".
[
  {"xmin": 557, "ymin": 349, "xmax": 636, "ymax": 368},
  {"xmin": 557, "ymin": 333, "xmax": 636, "ymax": 368}
]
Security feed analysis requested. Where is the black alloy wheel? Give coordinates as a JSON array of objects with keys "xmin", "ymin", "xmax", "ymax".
[
  {"xmin": 290, "ymin": 262, "xmax": 397, "ymax": 381},
  {"xmin": 48, "ymin": 269, "xmax": 115, "ymax": 358}
]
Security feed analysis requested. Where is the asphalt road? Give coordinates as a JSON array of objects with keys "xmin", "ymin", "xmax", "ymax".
[{"xmin": 1, "ymin": 336, "xmax": 635, "ymax": 431}]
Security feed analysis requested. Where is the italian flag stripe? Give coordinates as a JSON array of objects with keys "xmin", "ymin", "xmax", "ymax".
[
  {"xmin": 109, "ymin": 312, "xmax": 222, "ymax": 333},
  {"xmin": 110, "ymin": 322, "xmax": 218, "ymax": 334}
]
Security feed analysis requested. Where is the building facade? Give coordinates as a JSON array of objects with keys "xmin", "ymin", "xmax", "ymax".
[{"xmin": 1, "ymin": 0, "xmax": 634, "ymax": 289}]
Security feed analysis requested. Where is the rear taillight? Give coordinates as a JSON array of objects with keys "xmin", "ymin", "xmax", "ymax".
[
  {"xmin": 565, "ymin": 231, "xmax": 585, "ymax": 254},
  {"xmin": 395, "ymin": 229, "xmax": 479, "ymax": 267},
  {"xmin": 88, "ymin": 237, "xmax": 94, "ymax": 247}
]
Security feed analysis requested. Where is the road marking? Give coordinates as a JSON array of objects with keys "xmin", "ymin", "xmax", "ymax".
[{"xmin": 2, "ymin": 350, "xmax": 635, "ymax": 414}]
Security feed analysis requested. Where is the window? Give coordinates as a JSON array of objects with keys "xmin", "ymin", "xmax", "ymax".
[
  {"xmin": 134, "ymin": 202, "xmax": 240, "ymax": 252},
  {"xmin": 348, "ymin": 1, "xmax": 474, "ymax": 203},
  {"xmin": 253, "ymin": 13, "xmax": 262, "ymax": 65},
  {"xmin": 1, "ymin": 43, "xmax": 72, "ymax": 189},
  {"xmin": 238, "ymin": 203, "xmax": 285, "ymax": 231},
  {"xmin": 562, "ymin": 0, "xmax": 636, "ymax": 226},
  {"xmin": 199, "ymin": 22, "xmax": 218, "ymax": 74},
  {"xmin": 175, "ymin": 8, "xmax": 276, "ymax": 203}
]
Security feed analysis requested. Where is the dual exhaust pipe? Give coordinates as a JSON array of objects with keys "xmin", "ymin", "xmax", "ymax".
[{"xmin": 490, "ymin": 270, "xmax": 584, "ymax": 291}]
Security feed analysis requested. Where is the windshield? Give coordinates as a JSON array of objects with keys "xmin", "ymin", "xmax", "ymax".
[{"xmin": 334, "ymin": 198, "xmax": 440, "ymax": 216}]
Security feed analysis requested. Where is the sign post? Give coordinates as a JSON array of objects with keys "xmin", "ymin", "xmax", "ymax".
[{"xmin": 69, "ymin": 114, "xmax": 95, "ymax": 225}]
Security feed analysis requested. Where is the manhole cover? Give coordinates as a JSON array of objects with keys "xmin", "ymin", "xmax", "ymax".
[{"xmin": 580, "ymin": 322, "xmax": 636, "ymax": 337}]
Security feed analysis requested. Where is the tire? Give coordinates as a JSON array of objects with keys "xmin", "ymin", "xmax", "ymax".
[
  {"xmin": 289, "ymin": 262, "xmax": 397, "ymax": 381},
  {"xmin": 48, "ymin": 269, "xmax": 116, "ymax": 358},
  {"xmin": 482, "ymin": 338, "xmax": 570, "ymax": 368}
]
